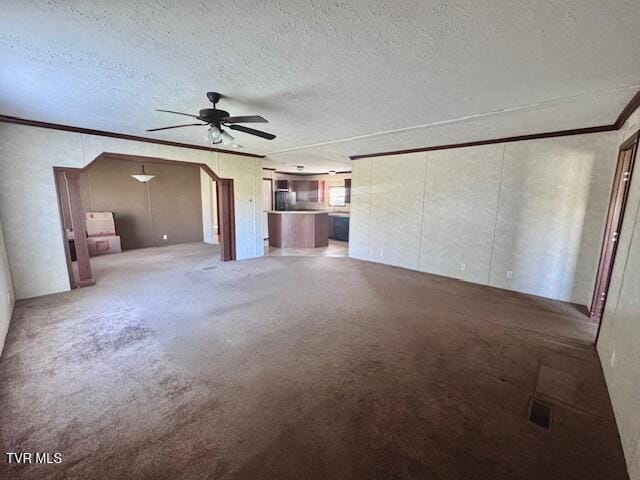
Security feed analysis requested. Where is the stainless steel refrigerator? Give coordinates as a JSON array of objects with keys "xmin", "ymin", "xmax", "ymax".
[{"xmin": 274, "ymin": 191, "xmax": 296, "ymax": 211}]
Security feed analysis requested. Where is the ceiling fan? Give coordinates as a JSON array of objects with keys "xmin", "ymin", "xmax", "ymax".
[{"xmin": 147, "ymin": 92, "xmax": 276, "ymax": 147}]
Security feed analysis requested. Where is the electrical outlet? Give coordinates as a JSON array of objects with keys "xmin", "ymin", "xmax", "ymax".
[
  {"xmin": 163, "ymin": 234, "xmax": 168, "ymax": 240},
  {"xmin": 459, "ymin": 263, "xmax": 466, "ymax": 271},
  {"xmin": 506, "ymin": 270, "xmax": 513, "ymax": 279},
  {"xmin": 611, "ymin": 350, "xmax": 616, "ymax": 367}
]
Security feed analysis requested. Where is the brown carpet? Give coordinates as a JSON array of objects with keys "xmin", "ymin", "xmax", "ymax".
[{"xmin": 0, "ymin": 243, "xmax": 628, "ymax": 479}]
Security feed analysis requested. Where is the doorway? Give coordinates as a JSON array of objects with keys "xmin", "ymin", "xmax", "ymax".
[
  {"xmin": 263, "ymin": 178, "xmax": 273, "ymax": 240},
  {"xmin": 591, "ymin": 132, "xmax": 638, "ymax": 337},
  {"xmin": 54, "ymin": 153, "xmax": 237, "ymax": 289}
]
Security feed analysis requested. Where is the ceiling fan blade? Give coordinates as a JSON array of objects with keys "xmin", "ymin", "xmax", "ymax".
[
  {"xmin": 146, "ymin": 123, "xmax": 208, "ymax": 132},
  {"xmin": 156, "ymin": 109, "xmax": 200, "ymax": 119},
  {"xmin": 221, "ymin": 115, "xmax": 268, "ymax": 124},
  {"xmin": 228, "ymin": 124, "xmax": 276, "ymax": 140}
]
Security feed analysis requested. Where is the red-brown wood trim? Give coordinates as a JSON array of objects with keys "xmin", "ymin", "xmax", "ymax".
[
  {"xmin": 53, "ymin": 168, "xmax": 77, "ymax": 289},
  {"xmin": 350, "ymin": 89, "xmax": 640, "ymax": 160},
  {"xmin": 593, "ymin": 131, "xmax": 639, "ymax": 343},
  {"xmin": 92, "ymin": 152, "xmax": 222, "ymax": 181},
  {"xmin": 349, "ymin": 124, "xmax": 617, "ymax": 160},
  {"xmin": 217, "ymin": 179, "xmax": 236, "ymax": 261},
  {"xmin": 615, "ymin": 90, "xmax": 640, "ymax": 129},
  {"xmin": 63, "ymin": 170, "xmax": 95, "ymax": 287},
  {"xmin": 0, "ymin": 114, "xmax": 264, "ymax": 159}
]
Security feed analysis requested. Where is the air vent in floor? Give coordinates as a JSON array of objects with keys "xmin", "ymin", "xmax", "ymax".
[{"xmin": 528, "ymin": 398, "xmax": 553, "ymax": 430}]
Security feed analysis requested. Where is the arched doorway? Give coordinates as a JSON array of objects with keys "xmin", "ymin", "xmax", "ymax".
[{"xmin": 54, "ymin": 152, "xmax": 236, "ymax": 289}]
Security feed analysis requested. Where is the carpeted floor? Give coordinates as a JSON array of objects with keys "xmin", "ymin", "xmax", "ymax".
[{"xmin": 0, "ymin": 243, "xmax": 628, "ymax": 479}]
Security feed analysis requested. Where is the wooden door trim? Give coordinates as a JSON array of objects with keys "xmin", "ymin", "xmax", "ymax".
[
  {"xmin": 53, "ymin": 168, "xmax": 78, "ymax": 289},
  {"xmin": 592, "ymin": 131, "xmax": 639, "ymax": 342}
]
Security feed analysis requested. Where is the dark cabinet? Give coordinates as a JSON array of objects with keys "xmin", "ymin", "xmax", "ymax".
[
  {"xmin": 309, "ymin": 180, "xmax": 325, "ymax": 203},
  {"xmin": 330, "ymin": 216, "xmax": 349, "ymax": 241},
  {"xmin": 291, "ymin": 180, "xmax": 324, "ymax": 203},
  {"xmin": 275, "ymin": 180, "xmax": 290, "ymax": 191},
  {"xmin": 344, "ymin": 179, "xmax": 351, "ymax": 203},
  {"xmin": 292, "ymin": 181, "xmax": 309, "ymax": 201}
]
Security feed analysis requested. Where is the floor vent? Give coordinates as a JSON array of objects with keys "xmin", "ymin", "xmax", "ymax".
[{"xmin": 528, "ymin": 398, "xmax": 553, "ymax": 430}]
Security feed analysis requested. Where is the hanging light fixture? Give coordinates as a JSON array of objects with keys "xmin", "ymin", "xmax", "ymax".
[
  {"xmin": 131, "ymin": 163, "xmax": 155, "ymax": 183},
  {"xmin": 206, "ymin": 125, "xmax": 242, "ymax": 149}
]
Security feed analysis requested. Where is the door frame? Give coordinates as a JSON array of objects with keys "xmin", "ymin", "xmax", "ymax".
[
  {"xmin": 592, "ymin": 131, "xmax": 639, "ymax": 341},
  {"xmin": 54, "ymin": 152, "xmax": 237, "ymax": 289},
  {"xmin": 262, "ymin": 177, "xmax": 273, "ymax": 240}
]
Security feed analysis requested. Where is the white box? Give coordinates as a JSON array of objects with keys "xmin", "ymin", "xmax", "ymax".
[
  {"xmin": 86, "ymin": 212, "xmax": 116, "ymax": 237},
  {"xmin": 87, "ymin": 235, "xmax": 122, "ymax": 256}
]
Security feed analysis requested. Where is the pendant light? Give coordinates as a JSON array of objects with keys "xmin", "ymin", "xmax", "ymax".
[{"xmin": 131, "ymin": 163, "xmax": 155, "ymax": 183}]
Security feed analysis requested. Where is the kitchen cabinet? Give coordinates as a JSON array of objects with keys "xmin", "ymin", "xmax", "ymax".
[
  {"xmin": 329, "ymin": 215, "xmax": 349, "ymax": 241},
  {"xmin": 309, "ymin": 180, "xmax": 325, "ymax": 203},
  {"xmin": 292, "ymin": 180, "xmax": 324, "ymax": 203},
  {"xmin": 344, "ymin": 179, "xmax": 351, "ymax": 204},
  {"xmin": 292, "ymin": 181, "xmax": 309, "ymax": 201},
  {"xmin": 275, "ymin": 179, "xmax": 290, "ymax": 191}
]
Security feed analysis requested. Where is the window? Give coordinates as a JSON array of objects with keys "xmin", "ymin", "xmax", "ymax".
[{"xmin": 329, "ymin": 186, "xmax": 346, "ymax": 206}]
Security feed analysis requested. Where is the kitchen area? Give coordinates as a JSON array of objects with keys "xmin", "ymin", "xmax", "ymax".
[{"xmin": 262, "ymin": 170, "xmax": 351, "ymax": 256}]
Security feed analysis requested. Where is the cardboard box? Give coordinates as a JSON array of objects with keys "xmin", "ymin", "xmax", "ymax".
[
  {"xmin": 86, "ymin": 212, "xmax": 116, "ymax": 237},
  {"xmin": 87, "ymin": 235, "xmax": 122, "ymax": 257}
]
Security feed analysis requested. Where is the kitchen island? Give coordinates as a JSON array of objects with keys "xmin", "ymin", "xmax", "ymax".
[{"xmin": 267, "ymin": 211, "xmax": 329, "ymax": 248}]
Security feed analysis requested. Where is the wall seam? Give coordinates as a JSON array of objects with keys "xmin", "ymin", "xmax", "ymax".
[
  {"xmin": 487, "ymin": 143, "xmax": 507, "ymax": 284},
  {"xmin": 366, "ymin": 159, "xmax": 374, "ymax": 260},
  {"xmin": 146, "ymin": 180, "xmax": 154, "ymax": 246},
  {"xmin": 416, "ymin": 154, "xmax": 429, "ymax": 270}
]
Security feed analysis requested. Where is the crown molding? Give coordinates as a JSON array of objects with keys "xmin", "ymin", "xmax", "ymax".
[
  {"xmin": 0, "ymin": 114, "xmax": 265, "ymax": 159},
  {"xmin": 350, "ymin": 90, "xmax": 640, "ymax": 161}
]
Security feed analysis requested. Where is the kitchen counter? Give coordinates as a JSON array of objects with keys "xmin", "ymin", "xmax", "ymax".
[
  {"xmin": 267, "ymin": 210, "xmax": 329, "ymax": 214},
  {"xmin": 267, "ymin": 211, "xmax": 329, "ymax": 248},
  {"xmin": 328, "ymin": 212, "xmax": 350, "ymax": 217}
]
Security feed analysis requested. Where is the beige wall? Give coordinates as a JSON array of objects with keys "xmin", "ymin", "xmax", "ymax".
[
  {"xmin": 597, "ymin": 106, "xmax": 640, "ymax": 480},
  {"xmin": 70, "ymin": 157, "xmax": 204, "ymax": 250},
  {"xmin": 0, "ymin": 216, "xmax": 15, "ymax": 356},
  {"xmin": 0, "ymin": 123, "xmax": 263, "ymax": 299},
  {"xmin": 350, "ymin": 132, "xmax": 619, "ymax": 305}
]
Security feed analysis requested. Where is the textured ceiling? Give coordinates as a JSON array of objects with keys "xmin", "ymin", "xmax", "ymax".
[{"xmin": 1, "ymin": 1, "xmax": 639, "ymax": 173}]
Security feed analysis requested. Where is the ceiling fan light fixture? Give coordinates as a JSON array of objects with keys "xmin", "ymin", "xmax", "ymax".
[
  {"xmin": 207, "ymin": 125, "xmax": 223, "ymax": 144},
  {"xmin": 131, "ymin": 164, "xmax": 155, "ymax": 183},
  {"xmin": 220, "ymin": 129, "xmax": 235, "ymax": 146}
]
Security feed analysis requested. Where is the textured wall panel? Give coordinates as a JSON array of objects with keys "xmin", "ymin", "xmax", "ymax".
[
  {"xmin": 419, "ymin": 145, "xmax": 503, "ymax": 284},
  {"xmin": 348, "ymin": 159, "xmax": 373, "ymax": 260},
  {"xmin": 0, "ymin": 218, "xmax": 15, "ymax": 356},
  {"xmin": 368, "ymin": 154, "xmax": 427, "ymax": 270},
  {"xmin": 490, "ymin": 134, "xmax": 617, "ymax": 303},
  {"xmin": 218, "ymin": 153, "xmax": 262, "ymax": 260}
]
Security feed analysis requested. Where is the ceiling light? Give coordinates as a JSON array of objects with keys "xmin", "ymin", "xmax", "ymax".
[
  {"xmin": 206, "ymin": 125, "xmax": 222, "ymax": 144},
  {"xmin": 131, "ymin": 163, "xmax": 155, "ymax": 183},
  {"xmin": 328, "ymin": 170, "xmax": 336, "ymax": 175},
  {"xmin": 220, "ymin": 130, "xmax": 235, "ymax": 146},
  {"xmin": 297, "ymin": 165, "xmax": 304, "ymax": 171}
]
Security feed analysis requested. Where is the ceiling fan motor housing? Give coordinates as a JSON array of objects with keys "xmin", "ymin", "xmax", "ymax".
[{"xmin": 199, "ymin": 108, "xmax": 230, "ymax": 123}]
